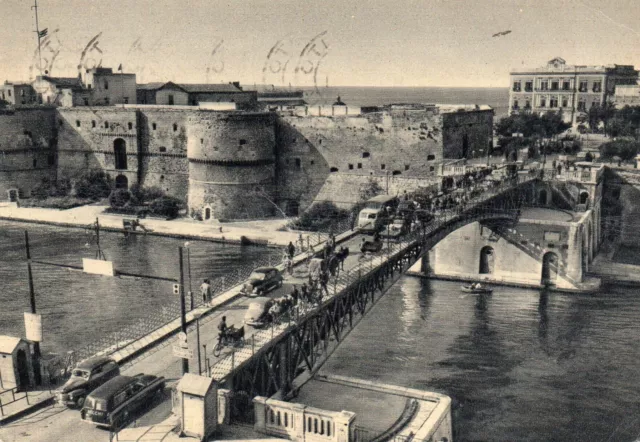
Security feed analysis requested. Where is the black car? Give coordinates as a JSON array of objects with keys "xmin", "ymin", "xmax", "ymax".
[
  {"xmin": 54, "ymin": 356, "xmax": 120, "ymax": 408},
  {"xmin": 241, "ymin": 267, "xmax": 284, "ymax": 297},
  {"xmin": 81, "ymin": 373, "xmax": 165, "ymax": 430}
]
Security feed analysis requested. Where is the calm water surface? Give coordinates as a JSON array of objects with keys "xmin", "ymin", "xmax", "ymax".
[
  {"xmin": 322, "ymin": 276, "xmax": 640, "ymax": 442},
  {"xmin": 0, "ymin": 220, "xmax": 281, "ymax": 356}
]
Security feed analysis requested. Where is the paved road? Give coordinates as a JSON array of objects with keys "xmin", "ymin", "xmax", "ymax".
[{"xmin": 0, "ymin": 233, "xmax": 374, "ymax": 442}]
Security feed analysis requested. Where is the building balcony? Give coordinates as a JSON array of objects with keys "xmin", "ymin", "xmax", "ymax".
[
  {"xmin": 524, "ymin": 87, "xmax": 533, "ymax": 92},
  {"xmin": 512, "ymin": 88, "xmax": 521, "ymax": 92}
]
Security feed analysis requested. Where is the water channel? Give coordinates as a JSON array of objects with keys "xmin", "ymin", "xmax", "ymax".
[
  {"xmin": 0, "ymin": 220, "xmax": 281, "ymax": 356},
  {"xmin": 322, "ymin": 276, "xmax": 640, "ymax": 442}
]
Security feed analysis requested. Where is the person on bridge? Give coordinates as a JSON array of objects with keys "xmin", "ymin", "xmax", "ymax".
[
  {"xmin": 287, "ymin": 241, "xmax": 296, "ymax": 259},
  {"xmin": 291, "ymin": 285, "xmax": 300, "ymax": 305},
  {"xmin": 218, "ymin": 316, "xmax": 230, "ymax": 344},
  {"xmin": 200, "ymin": 279, "xmax": 212, "ymax": 305}
]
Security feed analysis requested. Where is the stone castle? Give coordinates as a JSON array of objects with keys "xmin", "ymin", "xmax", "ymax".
[{"xmin": 0, "ymin": 101, "xmax": 494, "ymax": 220}]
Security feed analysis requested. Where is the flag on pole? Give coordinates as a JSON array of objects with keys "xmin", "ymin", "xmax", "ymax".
[
  {"xmin": 117, "ymin": 64, "xmax": 123, "ymax": 72},
  {"xmin": 38, "ymin": 28, "xmax": 48, "ymax": 38}
]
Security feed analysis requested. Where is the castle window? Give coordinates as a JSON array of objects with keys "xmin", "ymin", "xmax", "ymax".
[
  {"xmin": 59, "ymin": 119, "xmax": 63, "ymax": 126},
  {"xmin": 152, "ymin": 123, "xmax": 157, "ymax": 130},
  {"xmin": 200, "ymin": 139, "xmax": 203, "ymax": 144},
  {"xmin": 348, "ymin": 164, "xmax": 354, "ymax": 170},
  {"xmin": 160, "ymin": 175, "xmax": 165, "ymax": 181},
  {"xmin": 310, "ymin": 160, "xmax": 315, "ymax": 165},
  {"xmin": 381, "ymin": 164, "xmax": 386, "ymax": 170},
  {"xmin": 292, "ymin": 138, "xmax": 297, "ymax": 144},
  {"xmin": 83, "ymin": 98, "xmax": 89, "ymax": 106},
  {"xmin": 362, "ymin": 152, "xmax": 370, "ymax": 158},
  {"xmin": 239, "ymin": 139, "xmax": 247, "ymax": 146},
  {"xmin": 104, "ymin": 81, "xmax": 109, "ymax": 90},
  {"xmin": 105, "ymin": 121, "xmax": 109, "ymax": 129},
  {"xmin": 128, "ymin": 122, "xmax": 133, "ymax": 130},
  {"xmin": 357, "ymin": 163, "xmax": 362, "ymax": 169},
  {"xmin": 159, "ymin": 146, "xmax": 167, "ymax": 153},
  {"xmin": 295, "ymin": 158, "xmax": 301, "ymax": 168},
  {"xmin": 124, "ymin": 97, "xmax": 129, "ymax": 104},
  {"xmin": 173, "ymin": 123, "xmax": 178, "ymax": 132},
  {"xmin": 392, "ymin": 170, "xmax": 401, "ymax": 176},
  {"xmin": 330, "ymin": 167, "xmax": 339, "ymax": 172},
  {"xmin": 47, "ymin": 153, "xmax": 55, "ymax": 166},
  {"xmin": 405, "ymin": 164, "xmax": 410, "ymax": 171},
  {"xmin": 114, "ymin": 139, "xmax": 127, "ymax": 170},
  {"xmin": 76, "ymin": 120, "xmax": 81, "ymax": 128},
  {"xmin": 430, "ymin": 166, "xmax": 435, "ymax": 172},
  {"xmin": 33, "ymin": 158, "xmax": 37, "ymax": 168},
  {"xmin": 92, "ymin": 120, "xmax": 96, "ymax": 128},
  {"xmin": 427, "ymin": 154, "xmax": 435, "ymax": 161}
]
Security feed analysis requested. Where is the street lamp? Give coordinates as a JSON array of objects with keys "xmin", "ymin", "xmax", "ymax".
[
  {"xmin": 184, "ymin": 242, "xmax": 193, "ymax": 310},
  {"xmin": 192, "ymin": 310, "xmax": 203, "ymax": 375}
]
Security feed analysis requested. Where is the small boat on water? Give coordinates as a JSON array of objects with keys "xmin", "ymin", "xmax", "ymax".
[{"xmin": 461, "ymin": 284, "xmax": 493, "ymax": 294}]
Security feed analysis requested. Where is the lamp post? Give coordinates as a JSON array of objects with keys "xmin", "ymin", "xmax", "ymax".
[
  {"xmin": 184, "ymin": 242, "xmax": 193, "ymax": 310},
  {"xmin": 193, "ymin": 311, "xmax": 203, "ymax": 375},
  {"xmin": 178, "ymin": 247, "xmax": 189, "ymax": 374}
]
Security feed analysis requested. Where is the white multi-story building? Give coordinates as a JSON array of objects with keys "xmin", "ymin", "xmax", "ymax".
[{"xmin": 509, "ymin": 57, "xmax": 638, "ymax": 124}]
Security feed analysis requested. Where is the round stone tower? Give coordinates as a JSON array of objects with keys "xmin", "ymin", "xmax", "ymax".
[{"xmin": 186, "ymin": 111, "xmax": 277, "ymax": 221}]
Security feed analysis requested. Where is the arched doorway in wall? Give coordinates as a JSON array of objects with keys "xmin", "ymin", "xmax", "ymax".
[
  {"xmin": 538, "ymin": 189, "xmax": 548, "ymax": 205},
  {"xmin": 462, "ymin": 134, "xmax": 470, "ymax": 158},
  {"xmin": 579, "ymin": 191, "xmax": 589, "ymax": 205},
  {"xmin": 113, "ymin": 138, "xmax": 127, "ymax": 170},
  {"xmin": 115, "ymin": 175, "xmax": 128, "ymax": 190},
  {"xmin": 479, "ymin": 246, "xmax": 495, "ymax": 274},
  {"xmin": 541, "ymin": 252, "xmax": 559, "ymax": 285},
  {"xmin": 202, "ymin": 205, "xmax": 213, "ymax": 221},
  {"xmin": 16, "ymin": 349, "xmax": 29, "ymax": 389}
]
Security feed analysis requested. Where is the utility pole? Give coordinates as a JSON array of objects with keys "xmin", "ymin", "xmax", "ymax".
[
  {"xmin": 179, "ymin": 247, "xmax": 189, "ymax": 374},
  {"xmin": 24, "ymin": 231, "xmax": 42, "ymax": 385},
  {"xmin": 31, "ymin": 0, "xmax": 42, "ymax": 75}
]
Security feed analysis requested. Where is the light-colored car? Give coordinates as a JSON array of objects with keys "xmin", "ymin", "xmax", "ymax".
[{"xmin": 244, "ymin": 297, "xmax": 275, "ymax": 327}]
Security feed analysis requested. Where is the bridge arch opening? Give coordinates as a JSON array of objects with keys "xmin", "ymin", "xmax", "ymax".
[
  {"xmin": 114, "ymin": 174, "xmax": 128, "ymax": 190},
  {"xmin": 541, "ymin": 252, "xmax": 559, "ymax": 285},
  {"xmin": 479, "ymin": 246, "xmax": 495, "ymax": 274},
  {"xmin": 579, "ymin": 191, "xmax": 589, "ymax": 205},
  {"xmin": 113, "ymin": 138, "xmax": 127, "ymax": 170}
]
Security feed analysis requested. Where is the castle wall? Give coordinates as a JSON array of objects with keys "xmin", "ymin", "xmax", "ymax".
[
  {"xmin": 442, "ymin": 110, "xmax": 493, "ymax": 159},
  {"xmin": 0, "ymin": 108, "xmax": 57, "ymax": 197},
  {"xmin": 186, "ymin": 112, "xmax": 276, "ymax": 220}
]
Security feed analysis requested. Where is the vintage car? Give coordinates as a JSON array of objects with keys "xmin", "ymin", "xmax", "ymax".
[
  {"xmin": 54, "ymin": 356, "xmax": 120, "ymax": 408},
  {"xmin": 81, "ymin": 373, "xmax": 165, "ymax": 430},
  {"xmin": 244, "ymin": 297, "xmax": 275, "ymax": 328},
  {"xmin": 241, "ymin": 267, "xmax": 283, "ymax": 297},
  {"xmin": 380, "ymin": 217, "xmax": 411, "ymax": 240}
]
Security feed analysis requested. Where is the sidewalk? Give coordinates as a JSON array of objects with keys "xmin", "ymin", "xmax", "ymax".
[{"xmin": 0, "ymin": 205, "xmax": 303, "ymax": 247}]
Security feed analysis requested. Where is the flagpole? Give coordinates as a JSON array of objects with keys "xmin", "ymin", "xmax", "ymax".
[{"xmin": 32, "ymin": 0, "xmax": 42, "ymax": 75}]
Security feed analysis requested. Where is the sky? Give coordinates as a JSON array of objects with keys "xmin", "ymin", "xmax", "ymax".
[{"xmin": 0, "ymin": 0, "xmax": 639, "ymax": 88}]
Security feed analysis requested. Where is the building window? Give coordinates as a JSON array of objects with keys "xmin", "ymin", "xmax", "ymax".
[
  {"xmin": 173, "ymin": 123, "xmax": 178, "ymax": 132},
  {"xmin": 562, "ymin": 81, "xmax": 571, "ymax": 90},
  {"xmin": 124, "ymin": 97, "xmax": 129, "ymax": 104},
  {"xmin": 381, "ymin": 164, "xmax": 386, "ymax": 170},
  {"xmin": 348, "ymin": 164, "xmax": 354, "ymax": 170},
  {"xmin": 104, "ymin": 121, "xmax": 109, "ymax": 129},
  {"xmin": 200, "ymin": 139, "xmax": 203, "ymax": 144},
  {"xmin": 430, "ymin": 166, "xmax": 435, "ymax": 172},
  {"xmin": 578, "ymin": 100, "xmax": 586, "ymax": 111},
  {"xmin": 152, "ymin": 123, "xmax": 157, "ymax": 130},
  {"xmin": 591, "ymin": 101, "xmax": 598, "ymax": 108},
  {"xmin": 427, "ymin": 154, "xmax": 435, "ymax": 161},
  {"xmin": 550, "ymin": 97, "xmax": 558, "ymax": 108},
  {"xmin": 540, "ymin": 97, "xmax": 546, "ymax": 108},
  {"xmin": 512, "ymin": 81, "xmax": 521, "ymax": 92},
  {"xmin": 310, "ymin": 160, "xmax": 314, "ymax": 165},
  {"xmin": 295, "ymin": 158, "xmax": 301, "ymax": 168},
  {"xmin": 8, "ymin": 89, "xmax": 11, "ymax": 97},
  {"xmin": 92, "ymin": 120, "xmax": 96, "ymax": 128},
  {"xmin": 405, "ymin": 164, "xmax": 410, "ymax": 171},
  {"xmin": 104, "ymin": 81, "xmax": 109, "ymax": 90},
  {"xmin": 362, "ymin": 152, "xmax": 370, "ymax": 158},
  {"xmin": 593, "ymin": 81, "xmax": 602, "ymax": 93},
  {"xmin": 562, "ymin": 97, "xmax": 568, "ymax": 108},
  {"xmin": 513, "ymin": 99, "xmax": 519, "ymax": 110},
  {"xmin": 239, "ymin": 139, "xmax": 247, "ymax": 146},
  {"xmin": 168, "ymin": 94, "xmax": 174, "ymax": 105},
  {"xmin": 525, "ymin": 100, "xmax": 531, "ymax": 109},
  {"xmin": 579, "ymin": 81, "xmax": 588, "ymax": 92},
  {"xmin": 357, "ymin": 163, "xmax": 362, "ymax": 169},
  {"xmin": 159, "ymin": 146, "xmax": 167, "ymax": 152},
  {"xmin": 20, "ymin": 89, "xmax": 25, "ymax": 97},
  {"xmin": 47, "ymin": 153, "xmax": 55, "ymax": 166},
  {"xmin": 105, "ymin": 97, "xmax": 110, "ymax": 105},
  {"xmin": 330, "ymin": 167, "xmax": 339, "ymax": 172},
  {"xmin": 33, "ymin": 158, "xmax": 37, "ymax": 168},
  {"xmin": 76, "ymin": 120, "xmax": 81, "ymax": 127},
  {"xmin": 525, "ymin": 81, "xmax": 533, "ymax": 92},
  {"xmin": 540, "ymin": 80, "xmax": 548, "ymax": 91},
  {"xmin": 83, "ymin": 97, "xmax": 89, "ymax": 106},
  {"xmin": 128, "ymin": 122, "xmax": 133, "ymax": 130},
  {"xmin": 551, "ymin": 81, "xmax": 559, "ymax": 91}
]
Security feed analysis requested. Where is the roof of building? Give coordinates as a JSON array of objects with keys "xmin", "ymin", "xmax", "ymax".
[
  {"xmin": 0, "ymin": 336, "xmax": 23, "ymax": 354},
  {"xmin": 136, "ymin": 82, "xmax": 167, "ymax": 91},
  {"xmin": 177, "ymin": 373, "xmax": 215, "ymax": 396},
  {"xmin": 41, "ymin": 76, "xmax": 84, "ymax": 90},
  {"xmin": 136, "ymin": 82, "xmax": 246, "ymax": 94}
]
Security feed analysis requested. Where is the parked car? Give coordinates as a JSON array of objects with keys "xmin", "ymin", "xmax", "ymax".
[
  {"xmin": 380, "ymin": 217, "xmax": 410, "ymax": 240},
  {"xmin": 80, "ymin": 373, "xmax": 165, "ymax": 430},
  {"xmin": 54, "ymin": 356, "xmax": 120, "ymax": 408},
  {"xmin": 241, "ymin": 267, "xmax": 283, "ymax": 297},
  {"xmin": 244, "ymin": 297, "xmax": 275, "ymax": 327}
]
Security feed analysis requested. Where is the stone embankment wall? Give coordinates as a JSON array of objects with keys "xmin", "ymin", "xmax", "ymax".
[{"xmin": 605, "ymin": 168, "xmax": 640, "ymax": 246}]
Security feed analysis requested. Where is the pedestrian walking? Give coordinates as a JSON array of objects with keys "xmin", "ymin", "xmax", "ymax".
[
  {"xmin": 200, "ymin": 279, "xmax": 212, "ymax": 305},
  {"xmin": 287, "ymin": 241, "xmax": 295, "ymax": 259}
]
